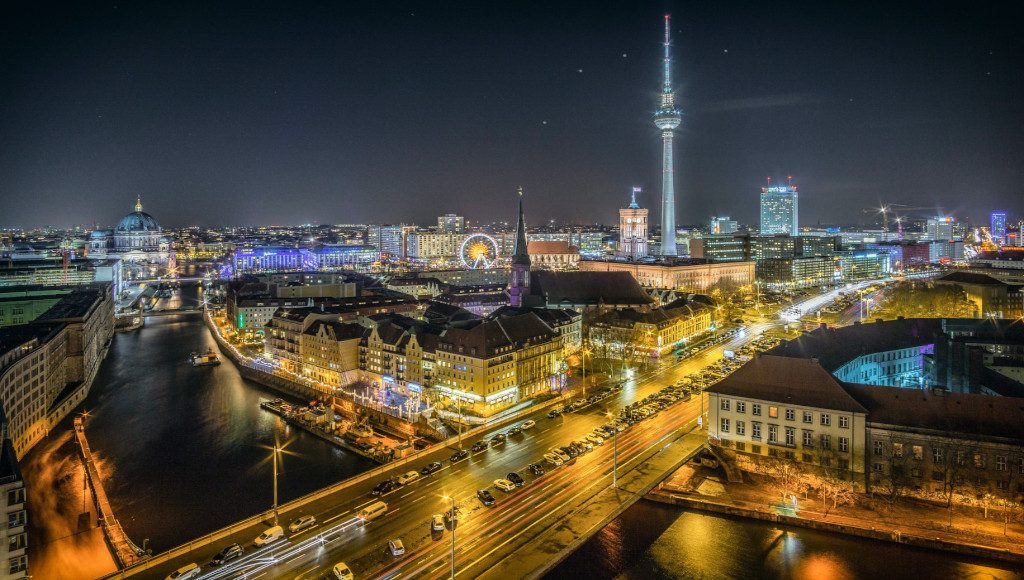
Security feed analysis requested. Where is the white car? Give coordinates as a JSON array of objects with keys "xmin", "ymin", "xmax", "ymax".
[
  {"xmin": 544, "ymin": 452, "xmax": 563, "ymax": 466},
  {"xmin": 431, "ymin": 514, "xmax": 445, "ymax": 532},
  {"xmin": 332, "ymin": 562, "xmax": 354, "ymax": 580},
  {"xmin": 287, "ymin": 515, "xmax": 317, "ymax": 533},
  {"xmin": 166, "ymin": 563, "xmax": 201, "ymax": 580},
  {"xmin": 586, "ymin": 434, "xmax": 605, "ymax": 445},
  {"xmin": 553, "ymin": 448, "xmax": 571, "ymax": 462},
  {"xmin": 521, "ymin": 419, "xmax": 536, "ymax": 430},
  {"xmin": 388, "ymin": 538, "xmax": 406, "ymax": 556},
  {"xmin": 493, "ymin": 478, "xmax": 516, "ymax": 492},
  {"xmin": 397, "ymin": 471, "xmax": 420, "ymax": 485}
]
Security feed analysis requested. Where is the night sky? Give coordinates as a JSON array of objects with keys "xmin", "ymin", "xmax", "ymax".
[{"xmin": 2, "ymin": 1, "xmax": 1021, "ymax": 229}]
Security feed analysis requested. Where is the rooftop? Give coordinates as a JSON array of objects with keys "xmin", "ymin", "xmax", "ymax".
[
  {"xmin": 767, "ymin": 318, "xmax": 945, "ymax": 372},
  {"xmin": 528, "ymin": 271, "xmax": 652, "ymax": 307},
  {"xmin": 935, "ymin": 271, "xmax": 1010, "ymax": 286},
  {"xmin": 705, "ymin": 355, "xmax": 869, "ymax": 414}
]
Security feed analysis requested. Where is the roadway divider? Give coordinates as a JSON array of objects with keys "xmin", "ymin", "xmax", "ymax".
[{"xmin": 101, "ymin": 376, "xmax": 573, "ymax": 578}]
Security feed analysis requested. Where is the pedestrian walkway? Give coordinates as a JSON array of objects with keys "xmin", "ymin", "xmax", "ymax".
[{"xmin": 74, "ymin": 417, "xmax": 145, "ymax": 568}]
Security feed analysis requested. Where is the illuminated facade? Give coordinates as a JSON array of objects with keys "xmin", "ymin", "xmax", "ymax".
[
  {"xmin": 990, "ymin": 212, "xmax": 1007, "ymax": 245},
  {"xmin": 579, "ymin": 259, "xmax": 755, "ymax": 293},
  {"xmin": 654, "ymin": 15, "xmax": 682, "ymax": 256},
  {"xmin": 437, "ymin": 214, "xmax": 465, "ymax": 234},
  {"xmin": 925, "ymin": 216, "xmax": 955, "ymax": 241},
  {"xmin": 759, "ymin": 185, "xmax": 799, "ymax": 236},
  {"xmin": 618, "ymin": 187, "xmax": 649, "ymax": 260},
  {"xmin": 232, "ymin": 246, "xmax": 379, "ymax": 274},
  {"xmin": 709, "ymin": 216, "xmax": 738, "ymax": 235}
]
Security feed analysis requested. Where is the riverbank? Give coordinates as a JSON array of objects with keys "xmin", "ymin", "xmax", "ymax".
[{"xmin": 648, "ymin": 464, "xmax": 1024, "ymax": 565}]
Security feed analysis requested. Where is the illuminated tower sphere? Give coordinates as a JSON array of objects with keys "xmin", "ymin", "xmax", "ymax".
[
  {"xmin": 654, "ymin": 14, "xmax": 682, "ymax": 257},
  {"xmin": 508, "ymin": 187, "xmax": 531, "ymax": 307}
]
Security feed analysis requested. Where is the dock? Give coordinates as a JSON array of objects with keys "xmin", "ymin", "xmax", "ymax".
[{"xmin": 74, "ymin": 417, "xmax": 146, "ymax": 568}]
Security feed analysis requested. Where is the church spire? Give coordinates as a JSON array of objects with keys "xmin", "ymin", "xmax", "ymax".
[
  {"xmin": 135, "ymin": 195, "xmax": 143, "ymax": 212},
  {"xmin": 512, "ymin": 186, "xmax": 530, "ymax": 266},
  {"xmin": 508, "ymin": 187, "xmax": 531, "ymax": 307}
]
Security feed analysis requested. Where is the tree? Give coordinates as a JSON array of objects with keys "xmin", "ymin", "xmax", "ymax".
[
  {"xmin": 813, "ymin": 449, "xmax": 858, "ymax": 517},
  {"xmin": 871, "ymin": 434, "xmax": 913, "ymax": 505}
]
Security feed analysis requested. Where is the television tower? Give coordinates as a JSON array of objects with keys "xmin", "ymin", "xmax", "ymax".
[{"xmin": 654, "ymin": 14, "xmax": 682, "ymax": 257}]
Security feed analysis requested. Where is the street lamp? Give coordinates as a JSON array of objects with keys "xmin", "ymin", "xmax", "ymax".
[
  {"xmin": 442, "ymin": 495, "xmax": 456, "ymax": 579},
  {"xmin": 581, "ymin": 347, "xmax": 591, "ymax": 397},
  {"xmin": 272, "ymin": 433, "xmax": 281, "ymax": 526},
  {"xmin": 606, "ymin": 412, "xmax": 618, "ymax": 488}
]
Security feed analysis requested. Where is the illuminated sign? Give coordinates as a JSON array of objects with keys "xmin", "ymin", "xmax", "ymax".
[{"xmin": 762, "ymin": 186, "xmax": 796, "ymax": 193}]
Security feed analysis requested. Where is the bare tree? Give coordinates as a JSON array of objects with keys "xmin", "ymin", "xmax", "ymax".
[{"xmin": 871, "ymin": 434, "xmax": 913, "ymax": 505}]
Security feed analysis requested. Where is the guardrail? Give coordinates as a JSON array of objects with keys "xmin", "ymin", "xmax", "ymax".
[{"xmin": 101, "ymin": 381, "xmax": 570, "ymax": 578}]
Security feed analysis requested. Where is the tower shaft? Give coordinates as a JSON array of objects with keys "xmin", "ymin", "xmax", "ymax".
[{"xmin": 654, "ymin": 14, "xmax": 681, "ymax": 257}]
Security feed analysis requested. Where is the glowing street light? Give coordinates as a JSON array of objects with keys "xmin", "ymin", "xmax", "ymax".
[{"xmin": 607, "ymin": 412, "xmax": 618, "ymax": 488}]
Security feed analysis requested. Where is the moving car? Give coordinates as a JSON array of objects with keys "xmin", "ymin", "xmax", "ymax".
[
  {"xmin": 521, "ymin": 419, "xmax": 536, "ymax": 430},
  {"xmin": 332, "ymin": 562, "xmax": 354, "ymax": 580},
  {"xmin": 493, "ymin": 478, "xmax": 516, "ymax": 492},
  {"xmin": 371, "ymin": 478, "xmax": 399, "ymax": 496},
  {"xmin": 477, "ymin": 489, "xmax": 496, "ymax": 506},
  {"xmin": 420, "ymin": 461, "xmax": 443, "ymax": 475},
  {"xmin": 431, "ymin": 514, "xmax": 445, "ymax": 532},
  {"xmin": 471, "ymin": 441, "xmax": 488, "ymax": 453},
  {"xmin": 546, "ymin": 410, "xmax": 561, "ymax": 419},
  {"xmin": 397, "ymin": 471, "xmax": 420, "ymax": 485},
  {"xmin": 507, "ymin": 472, "xmax": 524, "ymax": 486},
  {"xmin": 254, "ymin": 525, "xmax": 284, "ymax": 547},
  {"xmin": 287, "ymin": 515, "xmax": 317, "ymax": 534},
  {"xmin": 508, "ymin": 426, "xmax": 523, "ymax": 436},
  {"xmin": 388, "ymin": 539, "xmax": 406, "ymax": 556},
  {"xmin": 211, "ymin": 544, "xmax": 244, "ymax": 565},
  {"xmin": 357, "ymin": 501, "xmax": 388, "ymax": 522},
  {"xmin": 449, "ymin": 449, "xmax": 470, "ymax": 462},
  {"xmin": 490, "ymin": 433, "xmax": 507, "ymax": 445},
  {"xmin": 528, "ymin": 463, "xmax": 545, "ymax": 476},
  {"xmin": 165, "ymin": 563, "xmax": 200, "ymax": 580}
]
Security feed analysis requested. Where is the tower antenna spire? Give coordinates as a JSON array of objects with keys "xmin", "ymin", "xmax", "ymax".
[
  {"xmin": 663, "ymin": 14, "xmax": 672, "ymax": 94},
  {"xmin": 654, "ymin": 15, "xmax": 682, "ymax": 257}
]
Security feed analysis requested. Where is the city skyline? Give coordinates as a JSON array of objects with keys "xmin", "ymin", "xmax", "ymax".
[{"xmin": 2, "ymin": 2, "xmax": 1022, "ymax": 230}]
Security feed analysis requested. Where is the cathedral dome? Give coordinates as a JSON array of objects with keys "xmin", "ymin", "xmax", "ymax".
[{"xmin": 115, "ymin": 197, "xmax": 161, "ymax": 232}]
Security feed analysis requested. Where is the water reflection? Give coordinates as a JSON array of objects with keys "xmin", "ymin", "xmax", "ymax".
[{"xmin": 551, "ymin": 501, "xmax": 1022, "ymax": 580}]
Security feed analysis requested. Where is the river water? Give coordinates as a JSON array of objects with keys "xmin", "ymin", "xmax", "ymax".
[
  {"xmin": 549, "ymin": 500, "xmax": 1022, "ymax": 579},
  {"xmin": 22, "ymin": 284, "xmax": 1022, "ymax": 579},
  {"xmin": 23, "ymin": 284, "xmax": 374, "ymax": 578}
]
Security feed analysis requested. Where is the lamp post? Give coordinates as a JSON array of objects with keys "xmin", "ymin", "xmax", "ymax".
[
  {"xmin": 607, "ymin": 412, "xmax": 618, "ymax": 488},
  {"xmin": 271, "ymin": 433, "xmax": 281, "ymax": 526},
  {"xmin": 442, "ymin": 495, "xmax": 456, "ymax": 579}
]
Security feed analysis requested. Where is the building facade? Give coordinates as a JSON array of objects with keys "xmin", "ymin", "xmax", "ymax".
[
  {"xmin": 579, "ymin": 259, "xmax": 755, "ymax": 293},
  {"xmin": 759, "ymin": 185, "xmax": 799, "ymax": 236},
  {"xmin": 618, "ymin": 188, "xmax": 649, "ymax": 260},
  {"xmin": 437, "ymin": 214, "xmax": 466, "ymax": 234}
]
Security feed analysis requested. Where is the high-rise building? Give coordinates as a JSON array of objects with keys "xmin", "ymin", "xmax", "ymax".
[
  {"xmin": 759, "ymin": 184, "xmax": 799, "ymax": 236},
  {"xmin": 437, "ymin": 214, "xmax": 465, "ymax": 234},
  {"xmin": 990, "ymin": 212, "xmax": 1007, "ymax": 245},
  {"xmin": 709, "ymin": 216, "xmax": 738, "ymax": 235},
  {"xmin": 508, "ymin": 188, "xmax": 531, "ymax": 308},
  {"xmin": 654, "ymin": 15, "xmax": 682, "ymax": 257},
  {"xmin": 365, "ymin": 224, "xmax": 412, "ymax": 258},
  {"xmin": 618, "ymin": 187, "xmax": 649, "ymax": 260},
  {"xmin": 925, "ymin": 216, "xmax": 955, "ymax": 242}
]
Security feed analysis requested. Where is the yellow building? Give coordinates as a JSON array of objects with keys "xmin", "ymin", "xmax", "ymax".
[
  {"xmin": 589, "ymin": 297, "xmax": 713, "ymax": 356},
  {"xmin": 579, "ymin": 258, "xmax": 755, "ymax": 293},
  {"xmin": 298, "ymin": 320, "xmax": 364, "ymax": 387}
]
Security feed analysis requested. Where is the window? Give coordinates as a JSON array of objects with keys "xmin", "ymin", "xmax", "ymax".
[
  {"xmin": 7, "ymin": 533, "xmax": 25, "ymax": 552},
  {"xmin": 912, "ymin": 445, "xmax": 923, "ymax": 461},
  {"xmin": 721, "ymin": 399, "xmax": 731, "ymax": 411},
  {"xmin": 785, "ymin": 408, "xmax": 795, "ymax": 421},
  {"xmin": 973, "ymin": 452, "xmax": 985, "ymax": 469},
  {"xmin": 769, "ymin": 406, "xmax": 779, "ymax": 418},
  {"xmin": 6, "ymin": 511, "xmax": 24, "ymax": 529},
  {"xmin": 769, "ymin": 448, "xmax": 780, "ymax": 458},
  {"xmin": 1019, "ymin": 457, "xmax": 1024, "ymax": 474},
  {"xmin": 820, "ymin": 413, "xmax": 831, "ymax": 426},
  {"xmin": 821, "ymin": 456, "xmax": 831, "ymax": 467},
  {"xmin": 6, "ymin": 489, "xmax": 24, "ymax": 506},
  {"xmin": 873, "ymin": 462, "xmax": 883, "ymax": 473},
  {"xmin": 933, "ymin": 448, "xmax": 944, "ymax": 464},
  {"xmin": 785, "ymin": 427, "xmax": 795, "ymax": 446},
  {"xmin": 820, "ymin": 434, "xmax": 832, "ymax": 450},
  {"xmin": 720, "ymin": 418, "xmax": 730, "ymax": 433},
  {"xmin": 751, "ymin": 423, "xmax": 762, "ymax": 440},
  {"xmin": 8, "ymin": 556, "xmax": 26, "ymax": 575},
  {"xmin": 996, "ymin": 456, "xmax": 1007, "ymax": 472},
  {"xmin": 838, "ymin": 459, "xmax": 849, "ymax": 470},
  {"xmin": 803, "ymin": 411, "xmax": 813, "ymax": 424},
  {"xmin": 802, "ymin": 453, "xmax": 813, "ymax": 463},
  {"xmin": 736, "ymin": 401, "xmax": 746, "ymax": 413},
  {"xmin": 803, "ymin": 431, "xmax": 814, "ymax": 448},
  {"xmin": 892, "ymin": 442, "xmax": 904, "ymax": 458},
  {"xmin": 839, "ymin": 416, "xmax": 850, "ymax": 428},
  {"xmin": 996, "ymin": 479, "xmax": 1008, "ymax": 490},
  {"xmin": 839, "ymin": 437, "xmax": 849, "ymax": 453},
  {"xmin": 751, "ymin": 444, "xmax": 761, "ymax": 454},
  {"xmin": 752, "ymin": 403, "xmax": 762, "ymax": 416},
  {"xmin": 736, "ymin": 421, "xmax": 745, "ymax": 436},
  {"xmin": 768, "ymin": 424, "xmax": 778, "ymax": 443},
  {"xmin": 735, "ymin": 442, "xmax": 746, "ymax": 452},
  {"xmin": 932, "ymin": 470, "xmax": 944, "ymax": 481},
  {"xmin": 911, "ymin": 467, "xmax": 922, "ymax": 478}
]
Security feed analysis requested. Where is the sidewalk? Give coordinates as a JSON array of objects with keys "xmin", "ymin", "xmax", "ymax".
[{"xmin": 651, "ymin": 465, "xmax": 1024, "ymax": 564}]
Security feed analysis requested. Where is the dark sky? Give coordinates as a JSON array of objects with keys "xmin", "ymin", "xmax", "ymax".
[{"xmin": 2, "ymin": 1, "xmax": 1021, "ymax": 229}]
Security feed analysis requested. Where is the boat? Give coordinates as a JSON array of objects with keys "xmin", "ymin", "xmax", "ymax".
[
  {"xmin": 347, "ymin": 422, "xmax": 373, "ymax": 439},
  {"xmin": 190, "ymin": 348, "xmax": 221, "ymax": 367}
]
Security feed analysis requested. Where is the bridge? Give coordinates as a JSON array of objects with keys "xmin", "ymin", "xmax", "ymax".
[{"xmin": 143, "ymin": 306, "xmax": 204, "ymax": 317}]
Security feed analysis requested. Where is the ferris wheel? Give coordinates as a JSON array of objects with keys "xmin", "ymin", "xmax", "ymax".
[{"xmin": 460, "ymin": 233, "xmax": 500, "ymax": 269}]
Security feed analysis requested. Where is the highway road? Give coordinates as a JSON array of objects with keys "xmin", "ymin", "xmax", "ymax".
[{"xmin": 125, "ymin": 319, "xmax": 774, "ymax": 580}]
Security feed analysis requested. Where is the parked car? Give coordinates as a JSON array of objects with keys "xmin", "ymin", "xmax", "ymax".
[
  {"xmin": 420, "ymin": 461, "xmax": 443, "ymax": 475},
  {"xmin": 490, "ymin": 433, "xmax": 507, "ymax": 445},
  {"xmin": 445, "ymin": 507, "xmax": 460, "ymax": 528},
  {"xmin": 449, "ymin": 449, "xmax": 470, "ymax": 462},
  {"xmin": 528, "ymin": 463, "xmax": 545, "ymax": 476},
  {"xmin": 493, "ymin": 478, "xmax": 516, "ymax": 492},
  {"xmin": 553, "ymin": 448, "xmax": 571, "ymax": 462},
  {"xmin": 287, "ymin": 515, "xmax": 317, "ymax": 534},
  {"xmin": 507, "ymin": 472, "xmax": 525, "ymax": 486},
  {"xmin": 477, "ymin": 489, "xmax": 496, "ymax": 506},
  {"xmin": 508, "ymin": 426, "xmax": 523, "ymax": 436},
  {"xmin": 211, "ymin": 544, "xmax": 243, "ymax": 565},
  {"xmin": 254, "ymin": 525, "xmax": 284, "ymax": 547},
  {"xmin": 471, "ymin": 441, "xmax": 488, "ymax": 453},
  {"xmin": 165, "ymin": 563, "xmax": 201, "ymax": 580},
  {"xmin": 397, "ymin": 471, "xmax": 420, "ymax": 485},
  {"xmin": 431, "ymin": 514, "xmax": 445, "ymax": 532},
  {"xmin": 560, "ymin": 445, "xmax": 579, "ymax": 459},
  {"xmin": 544, "ymin": 453, "xmax": 563, "ymax": 467},
  {"xmin": 521, "ymin": 419, "xmax": 536, "ymax": 430},
  {"xmin": 371, "ymin": 478, "xmax": 399, "ymax": 496},
  {"xmin": 547, "ymin": 410, "xmax": 561, "ymax": 418},
  {"xmin": 388, "ymin": 538, "xmax": 406, "ymax": 556},
  {"xmin": 332, "ymin": 562, "xmax": 354, "ymax": 580}
]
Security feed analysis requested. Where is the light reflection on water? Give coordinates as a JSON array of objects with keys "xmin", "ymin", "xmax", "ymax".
[{"xmin": 551, "ymin": 500, "xmax": 1022, "ymax": 580}]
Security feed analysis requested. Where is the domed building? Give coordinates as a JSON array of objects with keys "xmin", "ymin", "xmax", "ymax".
[{"xmin": 88, "ymin": 196, "xmax": 171, "ymax": 265}]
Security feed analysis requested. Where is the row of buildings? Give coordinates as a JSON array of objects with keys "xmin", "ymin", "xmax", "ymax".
[{"xmin": 707, "ymin": 318, "xmax": 1024, "ymax": 500}]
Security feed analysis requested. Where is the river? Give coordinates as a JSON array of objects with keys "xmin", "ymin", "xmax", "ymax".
[
  {"xmin": 549, "ymin": 500, "xmax": 1022, "ymax": 579},
  {"xmin": 23, "ymin": 283, "xmax": 375, "ymax": 579}
]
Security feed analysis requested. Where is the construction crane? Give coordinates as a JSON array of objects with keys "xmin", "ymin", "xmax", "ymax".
[{"xmin": 862, "ymin": 204, "xmax": 934, "ymax": 232}]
